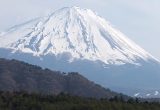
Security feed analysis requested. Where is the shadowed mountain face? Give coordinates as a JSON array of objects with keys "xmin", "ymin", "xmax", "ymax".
[
  {"xmin": 0, "ymin": 58, "xmax": 120, "ymax": 99},
  {"xmin": 0, "ymin": 48, "xmax": 160, "ymax": 97}
]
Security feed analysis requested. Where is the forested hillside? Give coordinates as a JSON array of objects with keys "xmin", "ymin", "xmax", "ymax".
[
  {"xmin": 0, "ymin": 91, "xmax": 160, "ymax": 110},
  {"xmin": 0, "ymin": 58, "xmax": 119, "ymax": 98}
]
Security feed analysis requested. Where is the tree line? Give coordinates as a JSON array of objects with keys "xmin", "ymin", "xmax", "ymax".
[{"xmin": 0, "ymin": 91, "xmax": 160, "ymax": 110}]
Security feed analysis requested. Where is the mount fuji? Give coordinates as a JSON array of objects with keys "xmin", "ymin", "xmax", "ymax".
[{"xmin": 0, "ymin": 6, "xmax": 160, "ymax": 97}]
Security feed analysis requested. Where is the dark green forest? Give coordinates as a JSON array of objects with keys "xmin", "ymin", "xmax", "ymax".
[{"xmin": 0, "ymin": 91, "xmax": 160, "ymax": 110}]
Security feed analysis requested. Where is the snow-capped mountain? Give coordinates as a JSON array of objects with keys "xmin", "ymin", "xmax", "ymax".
[
  {"xmin": 0, "ymin": 6, "xmax": 160, "ymax": 97},
  {"xmin": 0, "ymin": 6, "xmax": 159, "ymax": 65}
]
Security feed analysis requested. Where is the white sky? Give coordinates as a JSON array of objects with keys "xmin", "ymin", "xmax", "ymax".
[{"xmin": 0, "ymin": 0, "xmax": 159, "ymax": 59}]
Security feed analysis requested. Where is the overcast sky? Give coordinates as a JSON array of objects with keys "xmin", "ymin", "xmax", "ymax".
[{"xmin": 0, "ymin": 0, "xmax": 159, "ymax": 60}]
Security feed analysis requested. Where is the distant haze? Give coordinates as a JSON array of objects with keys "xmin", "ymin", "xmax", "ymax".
[{"xmin": 0, "ymin": 0, "xmax": 159, "ymax": 59}]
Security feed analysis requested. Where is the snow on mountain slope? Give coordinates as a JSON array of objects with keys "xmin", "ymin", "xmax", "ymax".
[
  {"xmin": 0, "ymin": 6, "xmax": 159, "ymax": 65},
  {"xmin": 134, "ymin": 91, "xmax": 160, "ymax": 98}
]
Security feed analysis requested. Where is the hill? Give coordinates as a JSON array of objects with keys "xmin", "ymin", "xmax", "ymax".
[{"xmin": 0, "ymin": 58, "xmax": 120, "ymax": 99}]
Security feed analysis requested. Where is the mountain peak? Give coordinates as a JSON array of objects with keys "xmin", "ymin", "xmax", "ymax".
[
  {"xmin": 0, "ymin": 7, "xmax": 159, "ymax": 65},
  {"xmin": 70, "ymin": 6, "xmax": 80, "ymax": 9}
]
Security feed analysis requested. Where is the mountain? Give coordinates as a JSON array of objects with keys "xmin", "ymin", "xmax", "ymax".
[
  {"xmin": 0, "ymin": 58, "xmax": 120, "ymax": 99},
  {"xmin": 0, "ymin": 6, "xmax": 160, "ymax": 97},
  {"xmin": 0, "ymin": 6, "xmax": 159, "ymax": 65}
]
